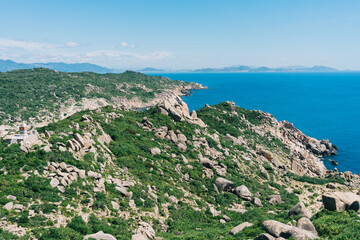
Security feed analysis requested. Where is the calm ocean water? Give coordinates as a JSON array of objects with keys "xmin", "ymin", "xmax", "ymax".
[{"xmin": 152, "ymin": 72, "xmax": 360, "ymax": 174}]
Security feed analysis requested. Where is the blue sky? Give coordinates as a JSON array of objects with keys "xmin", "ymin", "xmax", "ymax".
[{"xmin": 0, "ymin": 0, "xmax": 359, "ymax": 69}]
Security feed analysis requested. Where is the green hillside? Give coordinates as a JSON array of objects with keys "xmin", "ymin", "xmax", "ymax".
[
  {"xmin": 0, "ymin": 100, "xmax": 358, "ymax": 239},
  {"xmin": 0, "ymin": 68, "xmax": 199, "ymax": 124}
]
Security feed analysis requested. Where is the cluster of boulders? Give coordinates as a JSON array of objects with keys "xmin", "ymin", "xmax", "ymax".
[
  {"xmin": 157, "ymin": 98, "xmax": 206, "ymax": 127},
  {"xmin": 132, "ymin": 222, "xmax": 156, "ymax": 240},
  {"xmin": 225, "ymin": 133, "xmax": 247, "ymax": 146},
  {"xmin": 3, "ymin": 195, "xmax": 24, "ymax": 212},
  {"xmin": 141, "ymin": 117, "xmax": 188, "ymax": 152},
  {"xmin": 260, "ymin": 218, "xmax": 318, "ymax": 240},
  {"xmin": 111, "ymin": 178, "xmax": 135, "ymax": 199},
  {"xmin": 213, "ymin": 177, "xmax": 288, "ymax": 209},
  {"xmin": 45, "ymin": 162, "xmax": 87, "ymax": 193},
  {"xmin": 67, "ymin": 132, "xmax": 95, "ymax": 152},
  {"xmin": 200, "ymin": 153, "xmax": 227, "ymax": 177},
  {"xmin": 252, "ymin": 202, "xmax": 316, "ymax": 239},
  {"xmin": 214, "ymin": 177, "xmax": 264, "ymax": 207}
]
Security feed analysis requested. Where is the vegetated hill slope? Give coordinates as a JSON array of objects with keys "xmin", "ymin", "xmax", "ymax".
[
  {"xmin": 0, "ymin": 68, "xmax": 203, "ymax": 125},
  {"xmin": 1, "ymin": 100, "xmax": 359, "ymax": 240}
]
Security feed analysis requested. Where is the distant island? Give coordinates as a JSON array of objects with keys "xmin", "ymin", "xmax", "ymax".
[
  {"xmin": 0, "ymin": 59, "xmax": 341, "ymax": 73},
  {"xmin": 191, "ymin": 65, "xmax": 338, "ymax": 73}
]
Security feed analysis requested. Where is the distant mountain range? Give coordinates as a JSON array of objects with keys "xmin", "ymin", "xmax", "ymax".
[
  {"xmin": 0, "ymin": 59, "xmax": 113, "ymax": 73},
  {"xmin": 0, "ymin": 59, "xmax": 340, "ymax": 73}
]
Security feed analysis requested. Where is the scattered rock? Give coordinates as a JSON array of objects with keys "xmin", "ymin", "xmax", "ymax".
[
  {"xmin": 111, "ymin": 201, "xmax": 119, "ymax": 210},
  {"xmin": 330, "ymin": 159, "xmax": 338, "ymax": 165},
  {"xmin": 6, "ymin": 195, "xmax": 16, "ymax": 201},
  {"xmin": 229, "ymin": 222, "xmax": 253, "ymax": 235},
  {"xmin": 3, "ymin": 202, "xmax": 14, "ymax": 211},
  {"xmin": 209, "ymin": 206, "xmax": 221, "ymax": 216},
  {"xmin": 252, "ymin": 197, "xmax": 263, "ymax": 207},
  {"xmin": 223, "ymin": 215, "xmax": 231, "ymax": 222},
  {"xmin": 50, "ymin": 178, "xmax": 60, "ymax": 188},
  {"xmin": 268, "ymin": 195, "xmax": 282, "ymax": 205},
  {"xmin": 235, "ymin": 185, "xmax": 253, "ymax": 201},
  {"xmin": 150, "ymin": 147, "xmax": 161, "ymax": 156},
  {"xmin": 326, "ymin": 183, "xmax": 336, "ymax": 189},
  {"xmin": 215, "ymin": 177, "xmax": 234, "ymax": 192},
  {"xmin": 168, "ymin": 196, "xmax": 178, "ymax": 204}
]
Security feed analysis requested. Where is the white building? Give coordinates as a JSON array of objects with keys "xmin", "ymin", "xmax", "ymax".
[{"xmin": 5, "ymin": 123, "xmax": 38, "ymax": 145}]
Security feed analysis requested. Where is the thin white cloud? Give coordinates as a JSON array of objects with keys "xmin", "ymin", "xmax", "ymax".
[
  {"xmin": 121, "ymin": 41, "xmax": 135, "ymax": 48},
  {"xmin": 66, "ymin": 41, "xmax": 80, "ymax": 48},
  {"xmin": 0, "ymin": 38, "xmax": 172, "ymax": 68},
  {"xmin": 0, "ymin": 38, "xmax": 56, "ymax": 50}
]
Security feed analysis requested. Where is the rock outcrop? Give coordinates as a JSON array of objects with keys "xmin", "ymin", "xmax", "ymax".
[{"xmin": 157, "ymin": 98, "xmax": 206, "ymax": 127}]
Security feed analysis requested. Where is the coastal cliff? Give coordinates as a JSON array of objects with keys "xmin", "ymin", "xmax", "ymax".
[{"xmin": 1, "ymin": 95, "xmax": 359, "ymax": 239}]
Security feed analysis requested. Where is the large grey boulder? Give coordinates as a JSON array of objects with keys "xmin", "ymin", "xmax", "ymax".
[
  {"xmin": 262, "ymin": 220, "xmax": 318, "ymax": 239},
  {"xmin": 296, "ymin": 217, "xmax": 318, "ymax": 236},
  {"xmin": 322, "ymin": 192, "xmax": 360, "ymax": 212},
  {"xmin": 289, "ymin": 202, "xmax": 312, "ymax": 218},
  {"xmin": 83, "ymin": 231, "xmax": 116, "ymax": 240},
  {"xmin": 235, "ymin": 185, "xmax": 253, "ymax": 201},
  {"xmin": 229, "ymin": 222, "xmax": 253, "ymax": 235},
  {"xmin": 215, "ymin": 177, "xmax": 234, "ymax": 192}
]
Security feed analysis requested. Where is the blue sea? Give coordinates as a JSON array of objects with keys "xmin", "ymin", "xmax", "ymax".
[{"xmin": 152, "ymin": 72, "xmax": 360, "ymax": 174}]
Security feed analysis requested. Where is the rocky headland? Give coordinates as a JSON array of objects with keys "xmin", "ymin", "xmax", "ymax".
[{"xmin": 1, "ymin": 95, "xmax": 360, "ymax": 239}]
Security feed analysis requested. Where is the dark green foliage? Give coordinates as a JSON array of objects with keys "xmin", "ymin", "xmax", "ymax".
[
  {"xmin": 312, "ymin": 210, "xmax": 360, "ymax": 239},
  {"xmin": 37, "ymin": 227, "xmax": 82, "ymax": 240},
  {"xmin": 67, "ymin": 216, "xmax": 90, "ymax": 235},
  {"xmin": 287, "ymin": 172, "xmax": 345, "ymax": 185}
]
